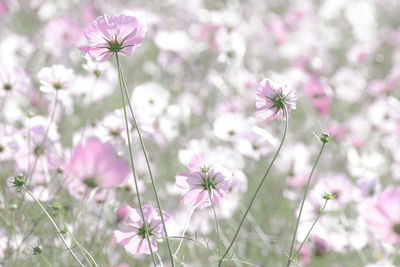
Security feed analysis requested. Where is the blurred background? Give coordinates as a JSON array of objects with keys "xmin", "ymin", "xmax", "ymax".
[{"xmin": 0, "ymin": 0, "xmax": 400, "ymax": 266}]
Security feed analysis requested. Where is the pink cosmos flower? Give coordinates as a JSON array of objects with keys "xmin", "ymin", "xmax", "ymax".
[
  {"xmin": 114, "ymin": 205, "xmax": 168, "ymax": 255},
  {"xmin": 80, "ymin": 14, "xmax": 146, "ymax": 62},
  {"xmin": 175, "ymin": 155, "xmax": 232, "ymax": 209},
  {"xmin": 256, "ymin": 78, "xmax": 296, "ymax": 121},
  {"xmin": 362, "ymin": 188, "xmax": 400, "ymax": 248},
  {"xmin": 66, "ymin": 137, "xmax": 129, "ymax": 192}
]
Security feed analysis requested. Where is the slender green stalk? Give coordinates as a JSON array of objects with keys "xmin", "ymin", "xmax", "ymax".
[
  {"xmin": 292, "ymin": 200, "xmax": 328, "ymax": 260},
  {"xmin": 286, "ymin": 142, "xmax": 326, "ymax": 267},
  {"xmin": 115, "ymin": 53, "xmax": 157, "ymax": 267},
  {"xmin": 116, "ymin": 53, "xmax": 175, "ymax": 267},
  {"xmin": 28, "ymin": 90, "xmax": 59, "ymax": 178},
  {"xmin": 22, "ymin": 185, "xmax": 85, "ymax": 267},
  {"xmin": 173, "ymin": 199, "xmax": 209, "ymax": 257},
  {"xmin": 208, "ymin": 190, "xmax": 221, "ymax": 259},
  {"xmin": 219, "ymin": 109, "xmax": 289, "ymax": 267},
  {"xmin": 39, "ymin": 254, "xmax": 52, "ymax": 267},
  {"xmin": 59, "ymin": 214, "xmax": 98, "ymax": 267}
]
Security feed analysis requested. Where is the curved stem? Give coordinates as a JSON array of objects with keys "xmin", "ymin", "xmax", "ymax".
[
  {"xmin": 22, "ymin": 186, "xmax": 85, "ymax": 267},
  {"xmin": 115, "ymin": 53, "xmax": 157, "ymax": 267},
  {"xmin": 286, "ymin": 142, "xmax": 326, "ymax": 267},
  {"xmin": 116, "ymin": 53, "xmax": 175, "ymax": 267},
  {"xmin": 219, "ymin": 108, "xmax": 289, "ymax": 266},
  {"xmin": 173, "ymin": 199, "xmax": 209, "ymax": 257},
  {"xmin": 292, "ymin": 200, "xmax": 328, "ymax": 260},
  {"xmin": 59, "ymin": 214, "xmax": 98, "ymax": 267}
]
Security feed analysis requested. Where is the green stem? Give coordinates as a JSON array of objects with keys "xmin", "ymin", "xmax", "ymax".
[
  {"xmin": 292, "ymin": 200, "xmax": 328, "ymax": 260},
  {"xmin": 116, "ymin": 53, "xmax": 175, "ymax": 267},
  {"xmin": 39, "ymin": 254, "xmax": 52, "ymax": 267},
  {"xmin": 286, "ymin": 142, "xmax": 326, "ymax": 267},
  {"xmin": 22, "ymin": 186, "xmax": 85, "ymax": 267},
  {"xmin": 59, "ymin": 214, "xmax": 97, "ymax": 267},
  {"xmin": 219, "ymin": 108, "xmax": 289, "ymax": 267},
  {"xmin": 28, "ymin": 89, "xmax": 59, "ymax": 178},
  {"xmin": 208, "ymin": 190, "xmax": 221, "ymax": 259},
  {"xmin": 115, "ymin": 53, "xmax": 157, "ymax": 267}
]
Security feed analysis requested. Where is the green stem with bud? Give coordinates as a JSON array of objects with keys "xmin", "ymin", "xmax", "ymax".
[
  {"xmin": 286, "ymin": 142, "xmax": 326, "ymax": 267},
  {"xmin": 59, "ymin": 214, "xmax": 97, "ymax": 267},
  {"xmin": 292, "ymin": 199, "xmax": 329, "ymax": 261},
  {"xmin": 22, "ymin": 185, "xmax": 85, "ymax": 267}
]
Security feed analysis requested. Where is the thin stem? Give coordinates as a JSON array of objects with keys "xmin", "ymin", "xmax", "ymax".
[
  {"xmin": 115, "ymin": 53, "xmax": 157, "ymax": 267},
  {"xmin": 22, "ymin": 186, "xmax": 85, "ymax": 267},
  {"xmin": 59, "ymin": 214, "xmax": 98, "ymax": 267},
  {"xmin": 219, "ymin": 108, "xmax": 289, "ymax": 267},
  {"xmin": 292, "ymin": 200, "xmax": 328, "ymax": 260},
  {"xmin": 286, "ymin": 142, "xmax": 326, "ymax": 267},
  {"xmin": 28, "ymin": 90, "xmax": 59, "ymax": 178},
  {"xmin": 208, "ymin": 190, "xmax": 221, "ymax": 259},
  {"xmin": 116, "ymin": 52, "xmax": 175, "ymax": 267},
  {"xmin": 39, "ymin": 254, "xmax": 52, "ymax": 267},
  {"xmin": 173, "ymin": 199, "xmax": 209, "ymax": 257}
]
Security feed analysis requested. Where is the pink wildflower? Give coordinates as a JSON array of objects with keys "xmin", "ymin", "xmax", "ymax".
[
  {"xmin": 80, "ymin": 14, "xmax": 146, "ymax": 62},
  {"xmin": 66, "ymin": 137, "xmax": 129, "ymax": 190},
  {"xmin": 256, "ymin": 78, "xmax": 296, "ymax": 121},
  {"xmin": 362, "ymin": 188, "xmax": 400, "ymax": 248},
  {"xmin": 175, "ymin": 155, "xmax": 232, "ymax": 209},
  {"xmin": 114, "ymin": 205, "xmax": 168, "ymax": 255}
]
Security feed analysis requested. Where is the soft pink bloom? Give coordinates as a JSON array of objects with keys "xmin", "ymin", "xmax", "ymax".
[
  {"xmin": 66, "ymin": 137, "xmax": 129, "ymax": 191},
  {"xmin": 362, "ymin": 188, "xmax": 400, "ymax": 247},
  {"xmin": 38, "ymin": 64, "xmax": 74, "ymax": 93},
  {"xmin": 303, "ymin": 77, "xmax": 330, "ymax": 115},
  {"xmin": 175, "ymin": 155, "xmax": 232, "ymax": 209},
  {"xmin": 114, "ymin": 205, "xmax": 168, "ymax": 255},
  {"xmin": 44, "ymin": 17, "xmax": 81, "ymax": 46},
  {"xmin": 116, "ymin": 205, "xmax": 131, "ymax": 222},
  {"xmin": 256, "ymin": 78, "xmax": 296, "ymax": 121},
  {"xmin": 0, "ymin": 67, "xmax": 29, "ymax": 96},
  {"xmin": 80, "ymin": 14, "xmax": 146, "ymax": 62},
  {"xmin": 234, "ymin": 126, "xmax": 275, "ymax": 160}
]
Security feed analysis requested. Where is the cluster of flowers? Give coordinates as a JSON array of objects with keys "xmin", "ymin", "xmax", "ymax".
[{"xmin": 0, "ymin": 0, "xmax": 399, "ymax": 266}]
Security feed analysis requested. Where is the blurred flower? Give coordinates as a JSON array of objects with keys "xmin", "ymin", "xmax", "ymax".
[
  {"xmin": 66, "ymin": 137, "xmax": 129, "ymax": 193},
  {"xmin": 0, "ymin": 67, "xmax": 29, "ymax": 96},
  {"xmin": 43, "ymin": 16, "xmax": 81, "ymax": 57},
  {"xmin": 362, "ymin": 188, "xmax": 400, "ymax": 248},
  {"xmin": 116, "ymin": 205, "xmax": 131, "ymax": 222},
  {"xmin": 332, "ymin": 67, "xmax": 366, "ymax": 103},
  {"xmin": 114, "ymin": 205, "xmax": 168, "ymax": 255},
  {"xmin": 303, "ymin": 77, "xmax": 331, "ymax": 115},
  {"xmin": 234, "ymin": 126, "xmax": 276, "ymax": 160},
  {"xmin": 131, "ymin": 82, "xmax": 170, "ymax": 120},
  {"xmin": 256, "ymin": 78, "xmax": 296, "ymax": 121},
  {"xmin": 38, "ymin": 64, "xmax": 74, "ymax": 93},
  {"xmin": 0, "ymin": 228, "xmax": 6, "ymax": 259},
  {"xmin": 213, "ymin": 112, "xmax": 248, "ymax": 142},
  {"xmin": 175, "ymin": 155, "xmax": 232, "ymax": 209},
  {"xmin": 80, "ymin": 14, "xmax": 145, "ymax": 62}
]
